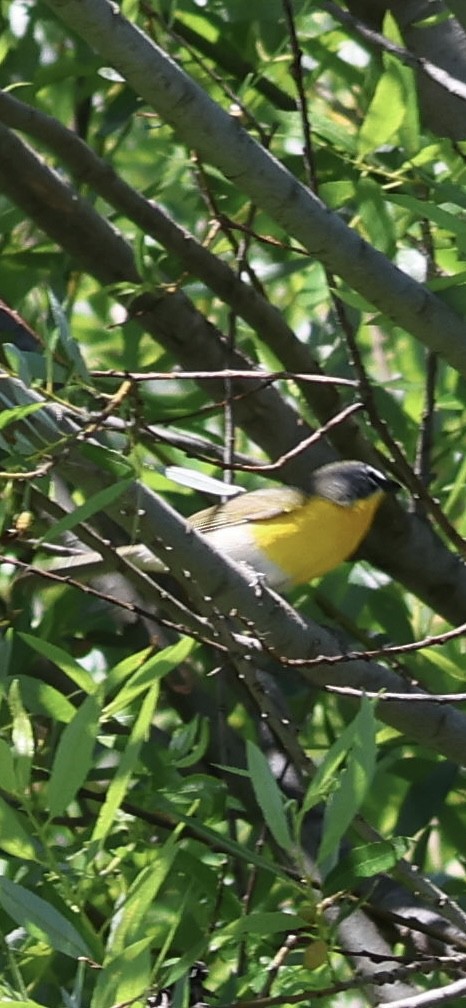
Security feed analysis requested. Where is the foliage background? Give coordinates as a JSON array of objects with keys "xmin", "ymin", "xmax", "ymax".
[{"xmin": 1, "ymin": 0, "xmax": 466, "ymax": 1006}]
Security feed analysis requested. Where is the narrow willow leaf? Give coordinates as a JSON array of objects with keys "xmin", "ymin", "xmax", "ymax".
[
  {"xmin": 104, "ymin": 637, "xmax": 193, "ymax": 718},
  {"xmin": 318, "ymin": 699, "xmax": 377, "ymax": 867},
  {"xmin": 0, "ymin": 878, "xmax": 90, "ymax": 958},
  {"xmin": 19, "ymin": 633, "xmax": 95, "ymax": 693},
  {"xmin": 0, "ymin": 737, "xmax": 17, "ymax": 792},
  {"xmin": 0, "ymin": 1001, "xmax": 47, "ymax": 1008},
  {"xmin": 90, "ymin": 937, "xmax": 152, "ymax": 1008},
  {"xmin": 220, "ymin": 910, "xmax": 306, "ymax": 938},
  {"xmin": 0, "ymin": 795, "xmax": 36, "ymax": 859},
  {"xmin": 324, "ymin": 837, "xmax": 411, "ymax": 895},
  {"xmin": 48, "ymin": 288, "xmax": 89, "ymax": 381},
  {"xmin": 246, "ymin": 739, "xmax": 293, "ymax": 852},
  {"xmin": 20, "ymin": 676, "xmax": 76, "ymax": 723},
  {"xmin": 358, "ymin": 64, "xmax": 405, "ymax": 156},
  {"xmin": 172, "ymin": 716, "xmax": 209, "ymax": 769},
  {"xmin": 92, "ymin": 679, "xmax": 160, "ymax": 842},
  {"xmin": 48, "ymin": 688, "xmax": 103, "ymax": 816},
  {"xmin": 154, "ymin": 793, "xmax": 296, "ymax": 885},
  {"xmin": 105, "ymin": 838, "xmax": 179, "ymax": 956},
  {"xmin": 39, "ymin": 477, "xmax": 133, "ymax": 544},
  {"xmin": 79, "ymin": 441, "xmax": 135, "ymax": 478},
  {"xmin": 8, "ymin": 679, "xmax": 34, "ymax": 791},
  {"xmin": 102, "ymin": 645, "xmax": 153, "ymax": 698},
  {"xmin": 0, "ymin": 401, "xmax": 45, "ymax": 430},
  {"xmin": 301, "ymin": 720, "xmax": 357, "ymax": 817}
]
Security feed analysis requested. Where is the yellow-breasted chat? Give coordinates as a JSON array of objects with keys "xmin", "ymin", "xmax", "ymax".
[{"xmin": 43, "ymin": 460, "xmax": 399, "ymax": 590}]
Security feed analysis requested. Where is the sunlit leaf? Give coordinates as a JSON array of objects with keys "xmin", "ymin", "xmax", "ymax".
[
  {"xmin": 246, "ymin": 739, "xmax": 293, "ymax": 852},
  {"xmin": 0, "ymin": 878, "xmax": 90, "ymax": 958},
  {"xmin": 47, "ymin": 687, "xmax": 103, "ymax": 816}
]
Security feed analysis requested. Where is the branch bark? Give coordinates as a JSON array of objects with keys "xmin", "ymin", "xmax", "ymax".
[{"xmin": 43, "ymin": 0, "xmax": 466, "ymax": 375}]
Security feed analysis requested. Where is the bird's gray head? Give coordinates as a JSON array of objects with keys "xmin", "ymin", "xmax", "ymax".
[{"xmin": 310, "ymin": 460, "xmax": 399, "ymax": 505}]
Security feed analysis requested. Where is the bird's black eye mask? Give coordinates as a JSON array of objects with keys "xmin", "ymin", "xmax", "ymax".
[
  {"xmin": 310, "ymin": 462, "xmax": 400, "ymax": 505},
  {"xmin": 365, "ymin": 466, "xmax": 400, "ymax": 496}
]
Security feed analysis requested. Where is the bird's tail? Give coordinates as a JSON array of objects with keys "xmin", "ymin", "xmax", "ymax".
[{"xmin": 29, "ymin": 542, "xmax": 166, "ymax": 584}]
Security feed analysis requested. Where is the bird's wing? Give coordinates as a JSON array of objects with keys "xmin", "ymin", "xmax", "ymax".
[{"xmin": 190, "ymin": 487, "xmax": 305, "ymax": 533}]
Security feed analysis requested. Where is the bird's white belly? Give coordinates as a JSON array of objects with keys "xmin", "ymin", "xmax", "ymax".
[{"xmin": 203, "ymin": 525, "xmax": 288, "ymax": 589}]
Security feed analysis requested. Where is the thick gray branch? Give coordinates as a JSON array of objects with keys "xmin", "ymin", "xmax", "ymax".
[{"xmin": 44, "ymin": 0, "xmax": 466, "ymax": 376}]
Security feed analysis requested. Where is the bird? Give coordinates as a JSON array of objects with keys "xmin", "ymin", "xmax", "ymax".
[{"xmin": 41, "ymin": 460, "xmax": 399, "ymax": 591}]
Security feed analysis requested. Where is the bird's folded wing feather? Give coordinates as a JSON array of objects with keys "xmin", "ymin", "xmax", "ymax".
[{"xmin": 190, "ymin": 487, "xmax": 305, "ymax": 532}]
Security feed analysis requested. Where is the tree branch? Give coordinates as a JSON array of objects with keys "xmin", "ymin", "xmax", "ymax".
[{"xmin": 43, "ymin": 0, "xmax": 466, "ymax": 376}]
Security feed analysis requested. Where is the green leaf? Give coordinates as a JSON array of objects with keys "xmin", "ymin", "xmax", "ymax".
[
  {"xmin": 319, "ymin": 180, "xmax": 355, "ymax": 209},
  {"xmin": 0, "ymin": 878, "xmax": 90, "ymax": 958},
  {"xmin": 0, "ymin": 795, "xmax": 37, "ymax": 859},
  {"xmin": 0, "ymin": 631, "xmax": 12, "ymax": 692},
  {"xmin": 20, "ymin": 676, "xmax": 76, "ymax": 723},
  {"xmin": 0, "ymin": 1002, "xmax": 48, "ymax": 1008},
  {"xmin": 47, "ymin": 688, "xmax": 103, "ymax": 816},
  {"xmin": 3, "ymin": 344, "xmax": 67, "ymax": 385},
  {"xmin": 317, "ymin": 699, "xmax": 377, "ymax": 867},
  {"xmin": 39, "ymin": 478, "xmax": 133, "ymax": 544},
  {"xmin": 246, "ymin": 739, "xmax": 293, "ymax": 852},
  {"xmin": 154, "ymin": 941, "xmax": 207, "ymax": 996},
  {"xmin": 0, "ymin": 737, "xmax": 17, "ymax": 793},
  {"xmin": 381, "ymin": 12, "xmax": 419, "ymax": 154},
  {"xmin": 443, "ymin": 453, "xmax": 466, "ymax": 515},
  {"xmin": 153, "ymin": 794, "xmax": 296, "ymax": 885},
  {"xmin": 324, "ymin": 837, "xmax": 411, "ymax": 894},
  {"xmin": 220, "ymin": 910, "xmax": 307, "ymax": 938},
  {"xmin": 152, "ymin": 889, "xmax": 196, "ymax": 982},
  {"xmin": 48, "ymin": 288, "xmax": 90, "ymax": 381},
  {"xmin": 388, "ymin": 193, "xmax": 466, "ymax": 246},
  {"xmin": 421, "ymin": 648, "xmax": 465, "ymax": 682},
  {"xmin": 357, "ymin": 176, "xmax": 395, "ymax": 256},
  {"xmin": 358, "ymin": 62, "xmax": 406, "ymax": 156},
  {"xmin": 102, "ymin": 645, "xmax": 153, "ymax": 697},
  {"xmin": 0, "ymin": 401, "xmax": 45, "ymax": 430},
  {"xmin": 92, "ymin": 679, "xmax": 161, "ymax": 843},
  {"xmin": 104, "ymin": 839, "xmax": 179, "ymax": 957},
  {"xmin": 18, "ymin": 633, "xmax": 95, "ymax": 693},
  {"xmin": 91, "ymin": 937, "xmax": 152, "ymax": 1008},
  {"xmin": 171, "ymin": 715, "xmax": 209, "ymax": 769},
  {"xmin": 79, "ymin": 441, "xmax": 135, "ymax": 479},
  {"xmin": 104, "ymin": 637, "xmax": 194, "ymax": 717},
  {"xmin": 8, "ymin": 679, "xmax": 34, "ymax": 791},
  {"xmin": 301, "ymin": 726, "xmax": 354, "ymax": 816}
]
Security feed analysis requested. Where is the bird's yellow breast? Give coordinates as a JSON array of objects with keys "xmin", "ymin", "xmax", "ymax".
[{"xmin": 250, "ymin": 491, "xmax": 385, "ymax": 586}]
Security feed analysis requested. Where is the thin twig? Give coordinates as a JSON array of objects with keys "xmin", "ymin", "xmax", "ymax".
[
  {"xmin": 325, "ymin": 685, "xmax": 466, "ymax": 704},
  {"xmin": 282, "ymin": 0, "xmax": 317, "ymax": 191},
  {"xmin": 278, "ymin": 619, "xmax": 466, "ymax": 667},
  {"xmin": 231, "ymin": 402, "xmax": 364, "ymax": 473},
  {"xmin": 90, "ymin": 368, "xmax": 357, "ymax": 386},
  {"xmin": 378, "ymin": 974, "xmax": 466, "ymax": 1008},
  {"xmin": 414, "ymin": 216, "xmax": 439, "ymax": 511}
]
